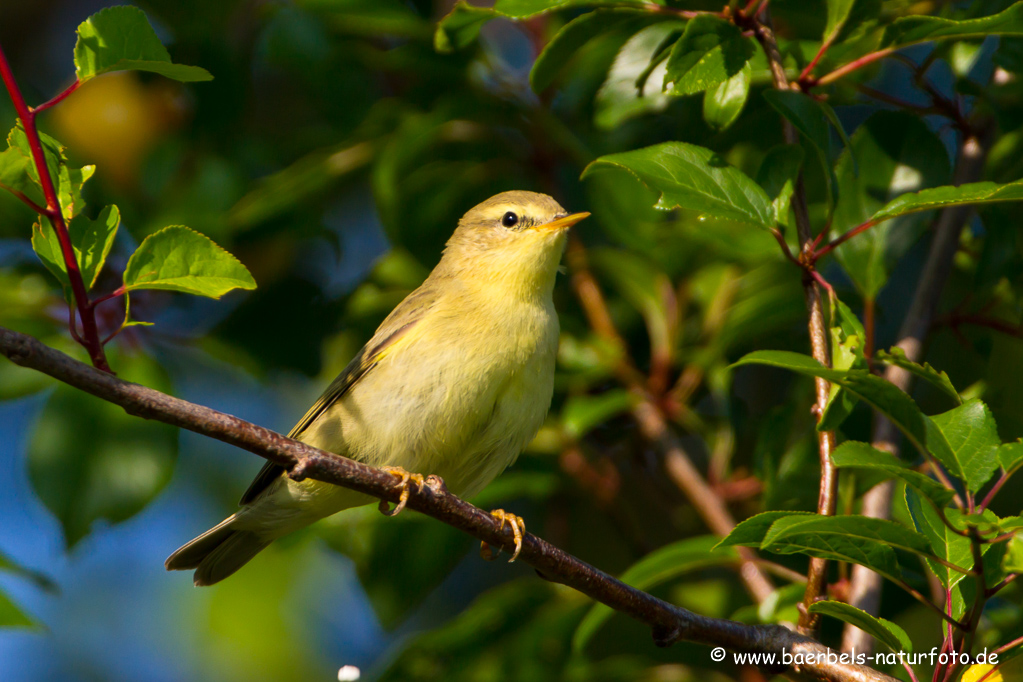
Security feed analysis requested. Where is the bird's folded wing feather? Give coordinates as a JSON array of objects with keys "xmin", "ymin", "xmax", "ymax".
[{"xmin": 238, "ymin": 285, "xmax": 440, "ymax": 505}]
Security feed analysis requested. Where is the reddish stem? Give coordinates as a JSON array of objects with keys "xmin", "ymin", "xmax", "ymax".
[
  {"xmin": 89, "ymin": 285, "xmax": 127, "ymax": 310},
  {"xmin": 814, "ymin": 220, "xmax": 879, "ymax": 261},
  {"xmin": 863, "ymin": 297, "xmax": 875, "ymax": 362},
  {"xmin": 799, "ymin": 35, "xmax": 835, "ymax": 85},
  {"xmin": 0, "ymin": 182, "xmax": 47, "ymax": 214},
  {"xmin": 0, "ymin": 44, "xmax": 110, "ymax": 371},
  {"xmin": 32, "ymin": 79, "xmax": 81, "ymax": 114},
  {"xmin": 815, "ymin": 48, "xmax": 895, "ymax": 87}
]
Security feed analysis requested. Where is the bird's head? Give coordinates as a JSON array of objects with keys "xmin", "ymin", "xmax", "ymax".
[{"xmin": 440, "ymin": 190, "xmax": 589, "ymax": 299}]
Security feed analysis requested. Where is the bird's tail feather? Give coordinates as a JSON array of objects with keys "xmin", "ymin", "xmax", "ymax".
[{"xmin": 165, "ymin": 514, "xmax": 273, "ymax": 586}]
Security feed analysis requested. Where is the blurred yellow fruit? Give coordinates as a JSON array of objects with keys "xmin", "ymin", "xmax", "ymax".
[{"xmin": 47, "ymin": 71, "xmax": 186, "ymax": 187}]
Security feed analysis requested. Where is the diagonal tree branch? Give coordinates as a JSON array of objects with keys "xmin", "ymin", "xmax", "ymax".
[
  {"xmin": 841, "ymin": 128, "xmax": 992, "ymax": 655},
  {"xmin": 0, "ymin": 323, "xmax": 897, "ymax": 682}
]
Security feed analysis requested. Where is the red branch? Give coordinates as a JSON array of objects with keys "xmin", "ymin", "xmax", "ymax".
[{"xmin": 0, "ymin": 43, "xmax": 109, "ymax": 371}]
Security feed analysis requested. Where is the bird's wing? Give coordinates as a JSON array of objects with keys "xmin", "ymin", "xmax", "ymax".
[{"xmin": 238, "ymin": 284, "xmax": 440, "ymax": 505}]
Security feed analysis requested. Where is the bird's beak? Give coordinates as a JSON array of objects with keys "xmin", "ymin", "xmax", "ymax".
[{"xmin": 537, "ymin": 212, "xmax": 590, "ymax": 232}]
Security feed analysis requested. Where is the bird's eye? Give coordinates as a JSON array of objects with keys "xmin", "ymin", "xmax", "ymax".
[{"xmin": 501, "ymin": 211, "xmax": 519, "ymax": 228}]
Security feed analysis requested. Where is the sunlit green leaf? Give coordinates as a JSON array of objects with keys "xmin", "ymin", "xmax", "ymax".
[
  {"xmin": 832, "ymin": 441, "xmax": 955, "ymax": 506},
  {"xmin": 809, "ymin": 601, "xmax": 912, "ymax": 653},
  {"xmin": 930, "ymin": 399, "xmax": 1001, "ymax": 493},
  {"xmin": 583, "ymin": 142, "xmax": 774, "ymax": 228},
  {"xmin": 733, "ymin": 351, "xmax": 959, "ymax": 478},
  {"xmin": 561, "ymin": 390, "xmax": 634, "ymax": 439},
  {"xmin": 69, "ymin": 205, "xmax": 120, "ymax": 290},
  {"xmin": 872, "ymin": 179, "xmax": 1023, "ymax": 223},
  {"xmin": 74, "ymin": 6, "xmax": 213, "ymax": 82},
  {"xmin": 702, "ymin": 62, "xmax": 751, "ymax": 131},
  {"xmin": 663, "ymin": 15, "xmax": 754, "ymax": 96},
  {"xmin": 999, "ymin": 440, "xmax": 1023, "ymax": 472},
  {"xmin": 762, "ymin": 514, "xmax": 946, "ymax": 585},
  {"xmin": 594, "ymin": 22, "xmax": 682, "ymax": 130},
  {"xmin": 882, "ymin": 2, "xmax": 1023, "ymax": 48},
  {"xmin": 716, "ymin": 510, "xmax": 815, "ymax": 548},
  {"xmin": 123, "ymin": 225, "xmax": 256, "ymax": 298},
  {"xmin": 823, "ymin": 0, "xmax": 857, "ymax": 42},
  {"xmin": 877, "ymin": 347, "xmax": 961, "ymax": 406}
]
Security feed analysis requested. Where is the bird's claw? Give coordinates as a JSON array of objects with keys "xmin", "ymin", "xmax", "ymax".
[
  {"xmin": 379, "ymin": 466, "xmax": 426, "ymax": 517},
  {"xmin": 480, "ymin": 509, "xmax": 526, "ymax": 563}
]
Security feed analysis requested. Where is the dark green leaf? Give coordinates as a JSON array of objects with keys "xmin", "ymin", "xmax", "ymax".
[
  {"xmin": 702, "ymin": 62, "xmax": 751, "ymax": 131},
  {"xmin": 819, "ymin": 298, "xmax": 866, "ymax": 431},
  {"xmin": 31, "ymin": 221, "xmax": 70, "ymax": 294},
  {"xmin": 69, "ymin": 205, "xmax": 120, "ymax": 290},
  {"xmin": 663, "ymin": 15, "xmax": 754, "ymax": 96},
  {"xmin": 931, "ymin": 399, "xmax": 1001, "ymax": 493},
  {"xmin": 435, "ymin": 0, "xmax": 653, "ymax": 53},
  {"xmin": 754, "ymin": 144, "xmax": 804, "ymax": 228},
  {"xmin": 123, "ymin": 226, "xmax": 256, "ymax": 298},
  {"xmin": 809, "ymin": 601, "xmax": 912, "ymax": 653},
  {"xmin": 583, "ymin": 142, "xmax": 774, "ymax": 228},
  {"xmin": 0, "ymin": 145, "xmax": 41, "ymax": 207},
  {"xmin": 904, "ymin": 489, "xmax": 974, "ymax": 600},
  {"xmin": 530, "ymin": 9, "xmax": 657, "ymax": 92},
  {"xmin": 877, "ymin": 347, "xmax": 961, "ymax": 406},
  {"xmin": 762, "ymin": 89, "xmax": 835, "ymax": 209},
  {"xmin": 716, "ymin": 510, "xmax": 814, "ymax": 548},
  {"xmin": 74, "ymin": 6, "xmax": 213, "ymax": 82},
  {"xmin": 28, "ymin": 351, "xmax": 178, "ymax": 547},
  {"xmin": 830, "ymin": 112, "xmax": 951, "ymax": 297},
  {"xmin": 0, "ymin": 548, "xmax": 57, "ymax": 593},
  {"xmin": 733, "ymin": 351, "xmax": 959, "ymax": 476},
  {"xmin": 594, "ymin": 23, "xmax": 682, "ymax": 130},
  {"xmin": 832, "ymin": 441, "xmax": 955, "ymax": 506},
  {"xmin": 882, "ymin": 2, "xmax": 1023, "ymax": 48},
  {"xmin": 872, "ymin": 179, "xmax": 1023, "ymax": 223},
  {"xmin": 762, "ymin": 514, "xmax": 943, "ymax": 585},
  {"xmin": 573, "ymin": 536, "xmax": 738, "ymax": 651}
]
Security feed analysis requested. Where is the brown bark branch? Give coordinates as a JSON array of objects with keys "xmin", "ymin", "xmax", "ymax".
[
  {"xmin": 0, "ymin": 324, "xmax": 899, "ymax": 682},
  {"xmin": 841, "ymin": 129, "xmax": 992, "ymax": 655}
]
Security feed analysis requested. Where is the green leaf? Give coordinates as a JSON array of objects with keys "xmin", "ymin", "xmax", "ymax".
[
  {"xmin": 123, "ymin": 225, "xmax": 256, "ymax": 298},
  {"xmin": 702, "ymin": 62, "xmax": 751, "ymax": 131},
  {"xmin": 561, "ymin": 389, "xmax": 634, "ymax": 439},
  {"xmin": 930, "ymin": 399, "xmax": 1001, "ymax": 493},
  {"xmin": 69, "ymin": 205, "xmax": 120, "ymax": 290},
  {"xmin": 830, "ymin": 112, "xmax": 951, "ymax": 297},
  {"xmin": 3, "ymin": 125, "xmax": 95, "ymax": 219},
  {"xmin": 904, "ymin": 489, "xmax": 974, "ymax": 598},
  {"xmin": 590, "ymin": 248, "xmax": 674, "ymax": 359},
  {"xmin": 56, "ymin": 163, "xmax": 96, "ymax": 221},
  {"xmin": 663, "ymin": 15, "xmax": 754, "ymax": 96},
  {"xmin": 877, "ymin": 347, "xmax": 961, "ymax": 406},
  {"xmin": 823, "ymin": 0, "xmax": 857, "ymax": 43},
  {"xmin": 882, "ymin": 2, "xmax": 1023, "ymax": 49},
  {"xmin": 733, "ymin": 351, "xmax": 959, "ymax": 476},
  {"xmin": 762, "ymin": 90, "xmax": 836, "ymax": 211},
  {"xmin": 583, "ymin": 142, "xmax": 775, "ymax": 228},
  {"xmin": 871, "ymin": 179, "xmax": 1023, "ymax": 224},
  {"xmin": 435, "ymin": 0, "xmax": 653, "ymax": 53},
  {"xmin": 716, "ymin": 510, "xmax": 815, "ymax": 548},
  {"xmin": 74, "ymin": 6, "xmax": 213, "ymax": 82},
  {"xmin": 809, "ymin": 601, "xmax": 912, "ymax": 653},
  {"xmin": 832, "ymin": 441, "xmax": 955, "ymax": 507},
  {"xmin": 0, "ymin": 144, "xmax": 41, "ymax": 207},
  {"xmin": 9, "ymin": 124, "xmax": 62, "ymax": 183},
  {"xmin": 762, "ymin": 514, "xmax": 944, "ymax": 585},
  {"xmin": 0, "ymin": 590, "xmax": 40, "ymax": 630},
  {"xmin": 819, "ymin": 298, "xmax": 866, "ymax": 431},
  {"xmin": 31, "ymin": 221, "xmax": 71, "ymax": 294},
  {"xmin": 28, "ymin": 351, "xmax": 178, "ymax": 547},
  {"xmin": 530, "ymin": 9, "xmax": 657, "ymax": 93},
  {"xmin": 999, "ymin": 440, "xmax": 1023, "ymax": 472},
  {"xmin": 573, "ymin": 536, "xmax": 738, "ymax": 652},
  {"xmin": 594, "ymin": 23, "xmax": 682, "ymax": 130},
  {"xmin": 754, "ymin": 144, "xmax": 804, "ymax": 228}
]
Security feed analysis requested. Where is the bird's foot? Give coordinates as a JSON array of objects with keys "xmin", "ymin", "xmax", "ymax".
[
  {"xmin": 480, "ymin": 509, "xmax": 526, "ymax": 563},
  {"xmin": 378, "ymin": 466, "xmax": 426, "ymax": 517}
]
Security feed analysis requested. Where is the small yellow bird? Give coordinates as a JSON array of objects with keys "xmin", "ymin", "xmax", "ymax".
[{"xmin": 166, "ymin": 191, "xmax": 589, "ymax": 585}]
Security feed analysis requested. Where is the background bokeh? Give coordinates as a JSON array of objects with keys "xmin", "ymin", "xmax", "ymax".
[{"xmin": 1, "ymin": 1, "xmax": 1022, "ymax": 680}]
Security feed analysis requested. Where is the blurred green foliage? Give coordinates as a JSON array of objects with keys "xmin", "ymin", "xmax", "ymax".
[{"xmin": 3, "ymin": 0, "xmax": 1023, "ymax": 680}]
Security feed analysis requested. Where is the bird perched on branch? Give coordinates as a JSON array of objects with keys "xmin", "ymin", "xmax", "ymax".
[{"xmin": 166, "ymin": 191, "xmax": 589, "ymax": 585}]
